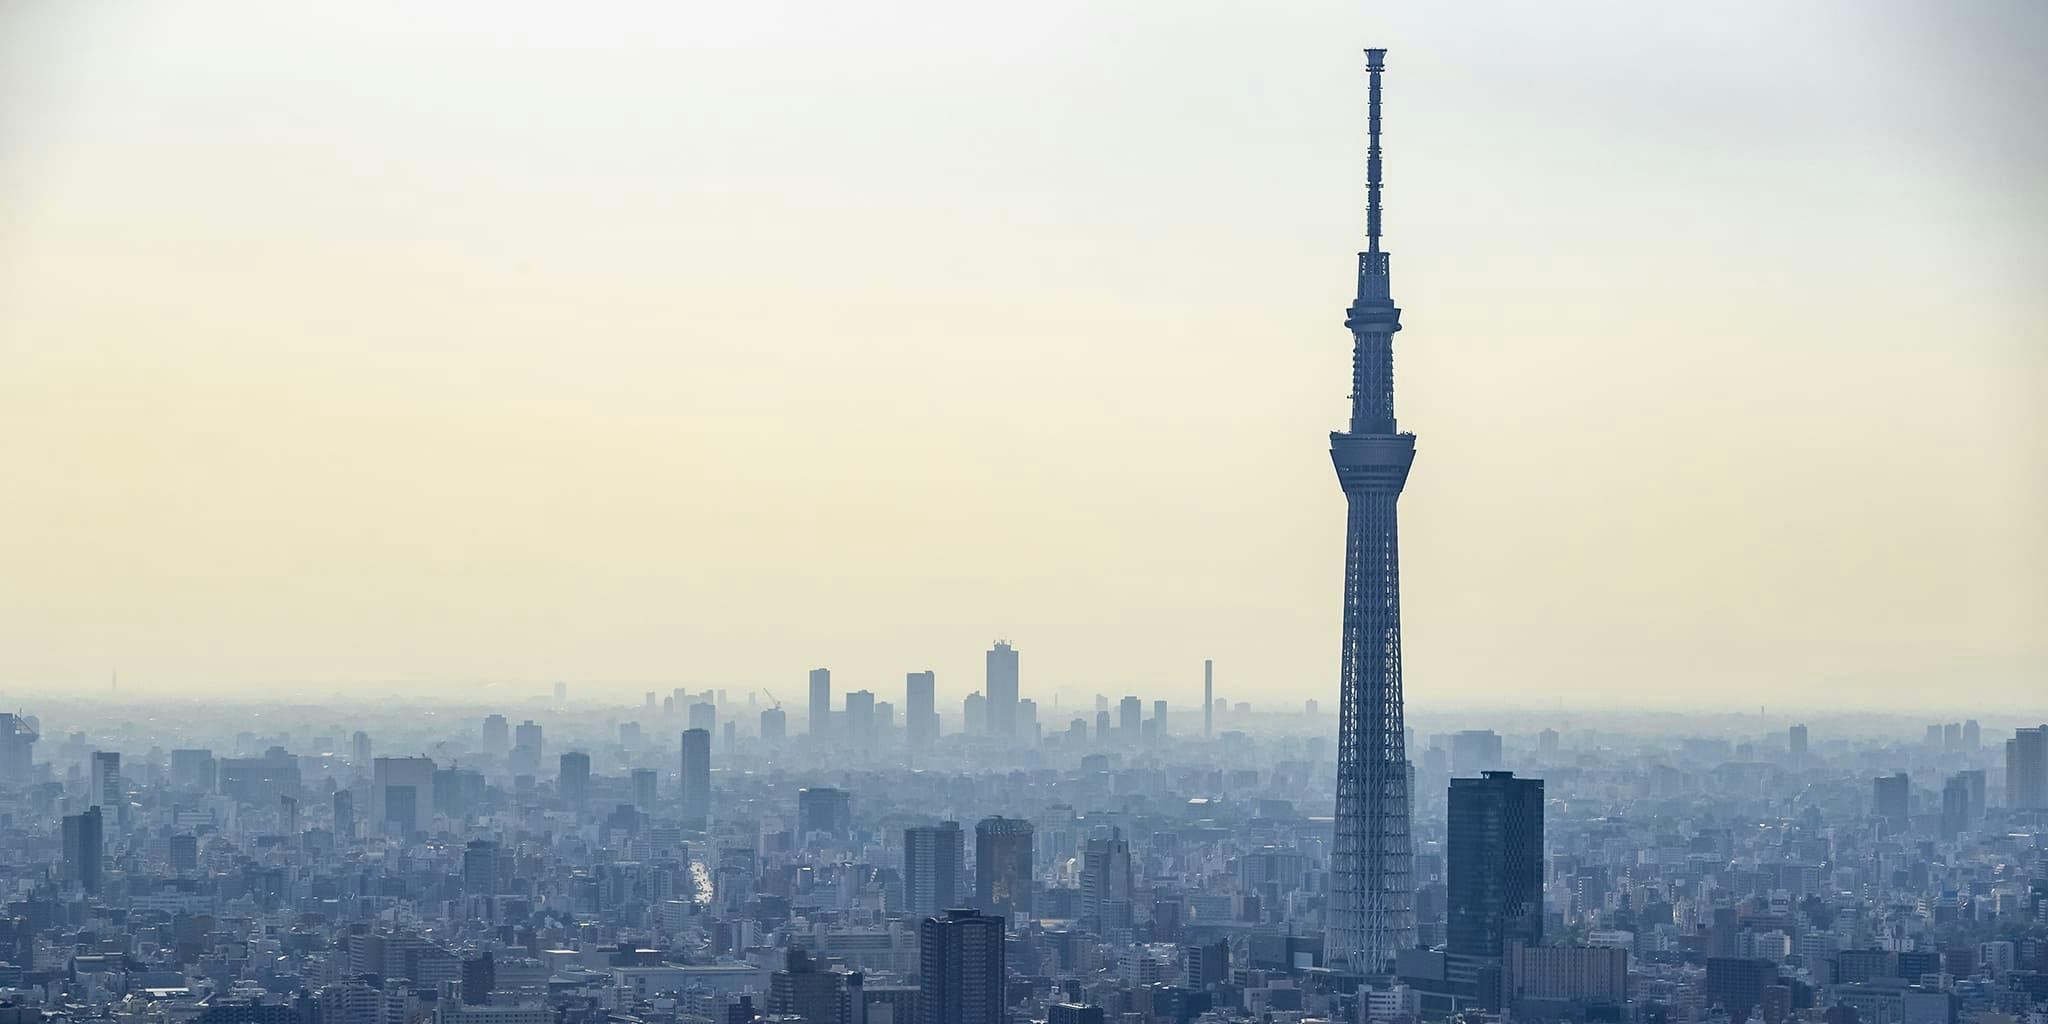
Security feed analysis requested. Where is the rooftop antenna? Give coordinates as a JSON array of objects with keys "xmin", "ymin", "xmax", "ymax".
[{"xmin": 1364, "ymin": 47, "xmax": 1387, "ymax": 254}]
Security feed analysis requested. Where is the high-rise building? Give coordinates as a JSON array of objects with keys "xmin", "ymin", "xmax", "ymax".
[
  {"xmin": 510, "ymin": 721, "xmax": 543, "ymax": 777},
  {"xmin": 334, "ymin": 789, "xmax": 355, "ymax": 841},
  {"xmin": 808, "ymin": 668, "xmax": 832, "ymax": 739},
  {"xmin": 1185, "ymin": 939, "xmax": 1230, "ymax": 990},
  {"xmin": 1152, "ymin": 700, "xmax": 1168, "ymax": 738},
  {"xmin": 1048, "ymin": 1005, "xmax": 1105, "ymax": 1024},
  {"xmin": 1080, "ymin": 833, "xmax": 1133, "ymax": 931},
  {"xmin": 797, "ymin": 787, "xmax": 850, "ymax": 845},
  {"xmin": 1326, "ymin": 48, "xmax": 1417, "ymax": 974},
  {"xmin": 558, "ymin": 752, "xmax": 590, "ymax": 810},
  {"xmin": 1788, "ymin": 724, "xmax": 1808, "ymax": 767},
  {"xmin": 1203, "ymin": 660, "xmax": 1214, "ymax": 738},
  {"xmin": 1941, "ymin": 774, "xmax": 1971, "ymax": 839},
  {"xmin": 0, "ymin": 713, "xmax": 35, "ymax": 784},
  {"xmin": 903, "ymin": 821, "xmax": 964, "ymax": 918},
  {"xmin": 963, "ymin": 692, "xmax": 987, "ymax": 735},
  {"xmin": 1537, "ymin": 728, "xmax": 1560, "ymax": 761},
  {"xmin": 1962, "ymin": 719, "xmax": 1980, "ymax": 750},
  {"xmin": 90, "ymin": 751, "xmax": 122, "ymax": 824},
  {"xmin": 680, "ymin": 729, "xmax": 711, "ymax": 825},
  {"xmin": 906, "ymin": 671, "xmax": 938, "ymax": 751},
  {"xmin": 688, "ymin": 702, "xmax": 716, "ymax": 734},
  {"xmin": 975, "ymin": 816, "xmax": 1034, "ymax": 923},
  {"xmin": 1448, "ymin": 771, "xmax": 1544, "ymax": 1003},
  {"xmin": 918, "ymin": 908, "xmax": 1005, "ymax": 1024},
  {"xmin": 372, "ymin": 756, "xmax": 437, "ymax": 834},
  {"xmin": 986, "ymin": 641, "xmax": 1019, "ymax": 743},
  {"xmin": 1873, "ymin": 772, "xmax": 1910, "ymax": 830},
  {"xmin": 352, "ymin": 730, "xmax": 372, "ymax": 766},
  {"xmin": 843, "ymin": 690, "xmax": 876, "ymax": 747},
  {"xmin": 2006, "ymin": 726, "xmax": 2047, "ymax": 809},
  {"xmin": 481, "ymin": 714, "xmax": 509, "ymax": 754},
  {"xmin": 62, "ymin": 805, "xmax": 103, "ymax": 894},
  {"xmin": 1450, "ymin": 730, "xmax": 1504, "ymax": 776},
  {"xmin": 1118, "ymin": 697, "xmax": 1141, "ymax": 741},
  {"xmin": 631, "ymin": 768, "xmax": 658, "ymax": 810},
  {"xmin": 1705, "ymin": 958, "xmax": 1778, "ymax": 1024},
  {"xmin": 462, "ymin": 839, "xmax": 499, "ymax": 895},
  {"xmin": 760, "ymin": 706, "xmax": 787, "ymax": 743}
]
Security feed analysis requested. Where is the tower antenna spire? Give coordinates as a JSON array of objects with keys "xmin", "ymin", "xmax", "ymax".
[{"xmin": 1365, "ymin": 48, "xmax": 1386, "ymax": 254}]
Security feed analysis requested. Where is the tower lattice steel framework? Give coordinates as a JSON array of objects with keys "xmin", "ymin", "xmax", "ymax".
[{"xmin": 1326, "ymin": 47, "xmax": 1416, "ymax": 975}]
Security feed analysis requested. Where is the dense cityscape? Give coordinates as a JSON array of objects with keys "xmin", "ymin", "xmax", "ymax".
[
  {"xmin": 3, "ymin": 28, "xmax": 2043, "ymax": 1024},
  {"xmin": 0, "ymin": 677, "xmax": 2044, "ymax": 1024}
]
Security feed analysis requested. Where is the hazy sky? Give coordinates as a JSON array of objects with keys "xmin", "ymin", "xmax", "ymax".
[{"xmin": 1, "ymin": 2, "xmax": 2042, "ymax": 712}]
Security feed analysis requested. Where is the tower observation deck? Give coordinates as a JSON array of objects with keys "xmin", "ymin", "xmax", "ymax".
[{"xmin": 1325, "ymin": 47, "xmax": 1417, "ymax": 975}]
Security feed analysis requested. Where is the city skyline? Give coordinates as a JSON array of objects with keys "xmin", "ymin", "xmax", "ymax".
[{"xmin": 1, "ymin": 4, "xmax": 2042, "ymax": 711}]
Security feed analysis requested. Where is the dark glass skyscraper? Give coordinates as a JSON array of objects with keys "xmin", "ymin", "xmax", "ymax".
[
  {"xmin": 1447, "ymin": 771, "xmax": 1543, "ymax": 1000},
  {"xmin": 974, "ymin": 815, "xmax": 1034, "ymax": 922},
  {"xmin": 918, "ymin": 908, "xmax": 1005, "ymax": 1024},
  {"xmin": 1328, "ymin": 47, "xmax": 1417, "ymax": 973},
  {"xmin": 63, "ymin": 805, "xmax": 103, "ymax": 894}
]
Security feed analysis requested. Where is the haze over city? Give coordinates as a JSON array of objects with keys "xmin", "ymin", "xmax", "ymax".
[{"xmin": 1, "ymin": 3, "xmax": 2043, "ymax": 710}]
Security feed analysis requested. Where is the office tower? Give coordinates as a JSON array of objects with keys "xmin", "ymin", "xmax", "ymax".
[
  {"xmin": 844, "ymin": 690, "xmax": 876, "ymax": 747},
  {"xmin": 1185, "ymin": 939, "xmax": 1230, "ymax": 990},
  {"xmin": 918, "ymin": 908, "xmax": 1005, "ymax": 1024},
  {"xmin": 1873, "ymin": 773, "xmax": 1910, "ymax": 830},
  {"xmin": 1049, "ymin": 1005, "xmax": 1105, "ymax": 1024},
  {"xmin": 903, "ymin": 821, "xmax": 965, "ymax": 917},
  {"xmin": 91, "ymin": 751, "xmax": 121, "ymax": 824},
  {"xmin": 723, "ymin": 720, "xmax": 737, "ymax": 749},
  {"xmin": 1789, "ymin": 724, "xmax": 1808, "ymax": 766},
  {"xmin": 986, "ymin": 641, "xmax": 1019, "ymax": 743},
  {"xmin": 62, "ymin": 805, "xmax": 103, "ymax": 894},
  {"xmin": 1203, "ymin": 660, "xmax": 1214, "ymax": 738},
  {"xmin": 688, "ymin": 702, "xmax": 716, "ymax": 734},
  {"xmin": 975, "ymin": 815, "xmax": 1035, "ymax": 922},
  {"xmin": 372, "ymin": 756, "xmax": 437, "ymax": 834},
  {"xmin": 1095, "ymin": 710, "xmax": 1111, "ymax": 743},
  {"xmin": 1955, "ymin": 768, "xmax": 1986, "ymax": 823},
  {"xmin": 768, "ymin": 948, "xmax": 857, "ymax": 1024},
  {"xmin": 462, "ymin": 839, "xmax": 499, "ymax": 895},
  {"xmin": 906, "ymin": 671, "xmax": 938, "ymax": 751},
  {"xmin": 168, "ymin": 833, "xmax": 198, "ymax": 872},
  {"xmin": 1925, "ymin": 723, "xmax": 1945, "ymax": 749},
  {"xmin": 963, "ymin": 692, "xmax": 987, "ymax": 735},
  {"xmin": 1080, "ymin": 833, "xmax": 1133, "ymax": 930},
  {"xmin": 760, "ymin": 706, "xmax": 787, "ymax": 743},
  {"xmin": 352, "ymin": 730, "xmax": 372, "ymax": 766},
  {"xmin": 1537, "ymin": 728, "xmax": 1560, "ymax": 761},
  {"xmin": 644, "ymin": 691, "xmax": 657, "ymax": 711},
  {"xmin": 808, "ymin": 668, "xmax": 832, "ymax": 739},
  {"xmin": 1118, "ymin": 696, "xmax": 1141, "ymax": 741},
  {"xmin": 2007, "ymin": 726, "xmax": 2047, "ymax": 809},
  {"xmin": 1943, "ymin": 722, "xmax": 1963, "ymax": 752},
  {"xmin": 1941, "ymin": 775, "xmax": 1970, "ymax": 839},
  {"xmin": 1326, "ymin": 48, "xmax": 1417, "ymax": 974},
  {"xmin": 1450, "ymin": 730, "xmax": 1504, "ymax": 776},
  {"xmin": 1016, "ymin": 699, "xmax": 1037, "ymax": 746},
  {"xmin": 558, "ymin": 752, "xmax": 590, "ymax": 809},
  {"xmin": 1962, "ymin": 719, "xmax": 1980, "ymax": 750},
  {"xmin": 510, "ymin": 721, "xmax": 543, "ymax": 776},
  {"xmin": 481, "ymin": 714, "xmax": 509, "ymax": 754},
  {"xmin": 334, "ymin": 789, "xmax": 355, "ymax": 841},
  {"xmin": 1448, "ymin": 772, "xmax": 1544, "ymax": 1001},
  {"xmin": 462, "ymin": 953, "xmax": 496, "ymax": 1006},
  {"xmin": 631, "ymin": 768, "xmax": 658, "ymax": 810},
  {"xmin": 680, "ymin": 729, "xmax": 711, "ymax": 825},
  {"xmin": 797, "ymin": 787, "xmax": 850, "ymax": 844},
  {"xmin": 619, "ymin": 721, "xmax": 641, "ymax": 748},
  {"xmin": 1152, "ymin": 700, "xmax": 1168, "ymax": 737},
  {"xmin": 0, "ymin": 713, "xmax": 35, "ymax": 784}
]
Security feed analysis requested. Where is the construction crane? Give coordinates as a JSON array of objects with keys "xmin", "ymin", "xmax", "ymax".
[{"xmin": 761, "ymin": 689, "xmax": 782, "ymax": 709}]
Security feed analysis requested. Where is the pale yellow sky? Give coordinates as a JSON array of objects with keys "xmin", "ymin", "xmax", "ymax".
[{"xmin": 0, "ymin": 2, "xmax": 2042, "ymax": 711}]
